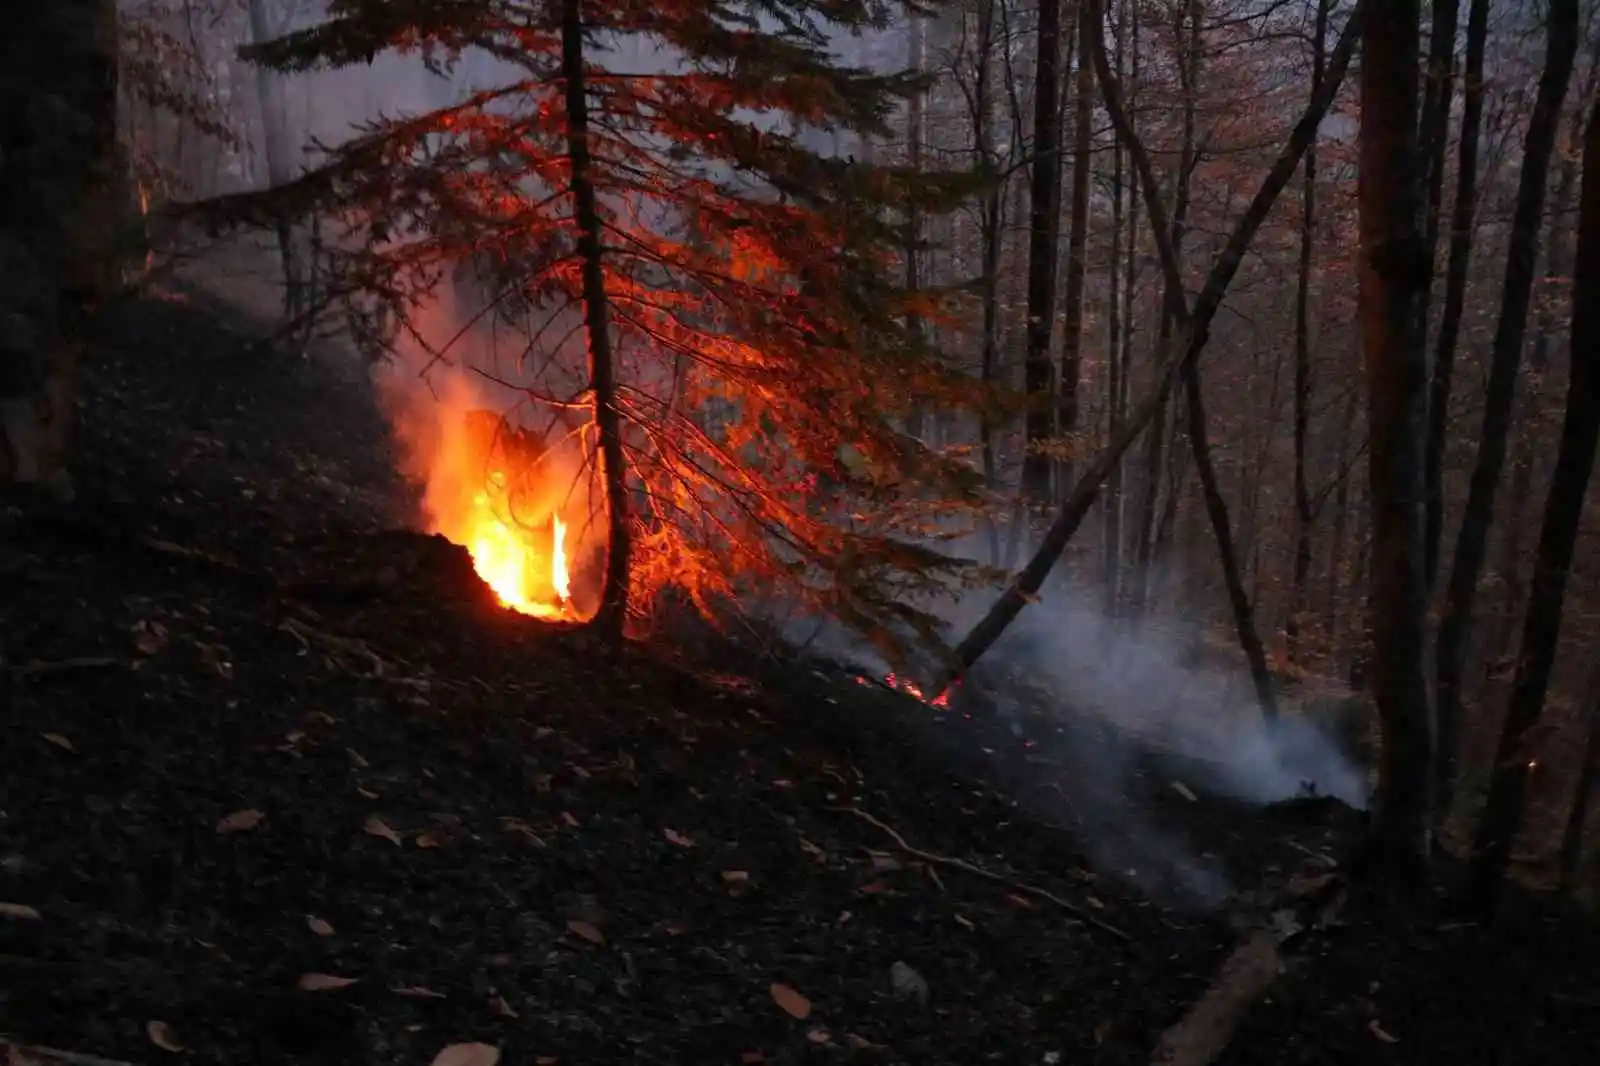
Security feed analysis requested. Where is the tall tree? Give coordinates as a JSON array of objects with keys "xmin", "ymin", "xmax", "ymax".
[
  {"xmin": 1056, "ymin": 0, "xmax": 1094, "ymax": 498},
  {"xmin": 1286, "ymin": 0, "xmax": 1330, "ymax": 667},
  {"xmin": 1412, "ymin": 0, "xmax": 1460, "ymax": 351},
  {"xmin": 0, "ymin": 0, "xmax": 122, "ymax": 499},
  {"xmin": 1423, "ymin": 0, "xmax": 1488, "ymax": 591},
  {"xmin": 1021, "ymin": 0, "xmax": 1066, "ymax": 508},
  {"xmin": 1468, "ymin": 84, "xmax": 1600, "ymax": 916},
  {"xmin": 559, "ymin": 0, "xmax": 629, "ymax": 639},
  {"xmin": 1358, "ymin": 0, "xmax": 1434, "ymax": 881},
  {"xmin": 1435, "ymin": 0, "xmax": 1579, "ymax": 817}
]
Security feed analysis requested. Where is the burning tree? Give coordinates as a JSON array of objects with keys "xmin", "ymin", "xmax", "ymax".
[{"xmin": 214, "ymin": 0, "xmax": 987, "ymax": 646}]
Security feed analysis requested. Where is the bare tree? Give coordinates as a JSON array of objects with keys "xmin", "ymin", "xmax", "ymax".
[
  {"xmin": 1021, "ymin": 0, "xmax": 1067, "ymax": 509},
  {"xmin": 1357, "ymin": 0, "xmax": 1434, "ymax": 881}
]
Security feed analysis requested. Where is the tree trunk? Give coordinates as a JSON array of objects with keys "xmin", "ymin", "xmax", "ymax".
[
  {"xmin": 561, "ymin": 0, "xmax": 631, "ymax": 641},
  {"xmin": 975, "ymin": 0, "xmax": 1004, "ymax": 566},
  {"xmin": 1323, "ymin": 383, "xmax": 1361, "ymax": 669},
  {"xmin": 1287, "ymin": 0, "xmax": 1330, "ymax": 667},
  {"xmin": 1557, "ymin": 667, "xmax": 1600, "ymax": 896},
  {"xmin": 0, "ymin": 0, "xmax": 120, "ymax": 498},
  {"xmin": 1102, "ymin": 0, "xmax": 1126, "ymax": 609},
  {"xmin": 1020, "ymin": 0, "xmax": 1065, "ymax": 510},
  {"xmin": 1184, "ymin": 357, "xmax": 1279, "ymax": 719},
  {"xmin": 1467, "ymin": 82, "xmax": 1599, "ymax": 917},
  {"xmin": 936, "ymin": 0, "xmax": 1361, "ymax": 691},
  {"xmin": 1358, "ymin": 0, "xmax": 1434, "ymax": 883},
  {"xmin": 1435, "ymin": 0, "xmax": 1578, "ymax": 822},
  {"xmin": 904, "ymin": 14, "xmax": 927, "ymax": 442},
  {"xmin": 1412, "ymin": 0, "xmax": 1460, "ymax": 351},
  {"xmin": 1424, "ymin": 0, "xmax": 1488, "ymax": 590},
  {"xmin": 1056, "ymin": 3, "xmax": 1094, "ymax": 499}
]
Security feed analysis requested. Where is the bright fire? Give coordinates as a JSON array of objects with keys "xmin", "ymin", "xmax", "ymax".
[{"xmin": 464, "ymin": 480, "xmax": 571, "ymax": 618}]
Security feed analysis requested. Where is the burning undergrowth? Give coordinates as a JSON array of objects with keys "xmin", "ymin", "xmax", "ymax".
[{"xmin": 376, "ymin": 290, "xmax": 603, "ymax": 623}]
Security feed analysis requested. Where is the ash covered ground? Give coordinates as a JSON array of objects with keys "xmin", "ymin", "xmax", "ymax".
[{"xmin": 2, "ymin": 291, "xmax": 1598, "ymax": 1065}]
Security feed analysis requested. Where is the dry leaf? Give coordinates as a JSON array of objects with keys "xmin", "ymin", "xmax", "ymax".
[
  {"xmin": 845, "ymin": 1033, "xmax": 881, "ymax": 1050},
  {"xmin": 430, "ymin": 1043, "xmax": 500, "ymax": 1066},
  {"xmin": 393, "ymin": 985, "xmax": 448, "ymax": 1000},
  {"xmin": 535, "ymin": 1058, "xmax": 559, "ymax": 1066},
  {"xmin": 1368, "ymin": 1020, "xmax": 1400, "ymax": 1044},
  {"xmin": 147, "ymin": 1020, "xmax": 186, "ymax": 1053},
  {"xmin": 297, "ymin": 973, "xmax": 359, "ymax": 991},
  {"xmin": 769, "ymin": 982, "xmax": 811, "ymax": 1020},
  {"xmin": 720, "ymin": 870, "xmax": 750, "ymax": 884},
  {"xmin": 347, "ymin": 748, "xmax": 369, "ymax": 769},
  {"xmin": 307, "ymin": 915, "xmax": 335, "ymax": 936},
  {"xmin": 806, "ymin": 1029, "xmax": 832, "ymax": 1045},
  {"xmin": 953, "ymin": 914, "xmax": 975, "ymax": 931},
  {"xmin": 415, "ymin": 832, "xmax": 443, "ymax": 849},
  {"xmin": 133, "ymin": 621, "xmax": 168, "ymax": 656},
  {"xmin": 662, "ymin": 827, "xmax": 694, "ymax": 847},
  {"xmin": 560, "ymin": 811, "xmax": 579, "ymax": 828},
  {"xmin": 0, "ymin": 902, "xmax": 42, "ymax": 921},
  {"xmin": 40, "ymin": 733, "xmax": 74, "ymax": 753},
  {"xmin": 488, "ymin": 994, "xmax": 518, "ymax": 1018},
  {"xmin": 216, "ymin": 808, "xmax": 265, "ymax": 834},
  {"xmin": 566, "ymin": 919, "xmax": 604, "ymax": 944},
  {"xmin": 740, "ymin": 1052, "xmax": 766, "ymax": 1064},
  {"xmin": 1170, "ymin": 781, "xmax": 1199, "ymax": 803},
  {"xmin": 364, "ymin": 814, "xmax": 402, "ymax": 845}
]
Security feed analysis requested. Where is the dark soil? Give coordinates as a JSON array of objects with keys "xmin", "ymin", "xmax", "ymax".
[{"xmin": 2, "ymin": 291, "xmax": 1598, "ymax": 1065}]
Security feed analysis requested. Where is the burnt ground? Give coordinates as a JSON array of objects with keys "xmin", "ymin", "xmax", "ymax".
[{"xmin": 2, "ymin": 291, "xmax": 1598, "ymax": 1066}]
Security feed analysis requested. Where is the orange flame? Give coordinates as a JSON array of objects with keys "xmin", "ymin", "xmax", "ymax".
[{"xmin": 462, "ymin": 482, "xmax": 571, "ymax": 619}]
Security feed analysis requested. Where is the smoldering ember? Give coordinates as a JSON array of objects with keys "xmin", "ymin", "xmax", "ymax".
[{"xmin": 3, "ymin": 1, "xmax": 1600, "ymax": 1064}]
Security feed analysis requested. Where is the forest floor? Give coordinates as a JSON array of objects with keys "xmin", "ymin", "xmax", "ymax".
[{"xmin": 3, "ymin": 290, "xmax": 1599, "ymax": 1066}]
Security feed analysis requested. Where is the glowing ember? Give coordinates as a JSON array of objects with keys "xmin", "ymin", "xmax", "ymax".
[{"xmin": 863, "ymin": 672, "xmax": 951, "ymax": 708}]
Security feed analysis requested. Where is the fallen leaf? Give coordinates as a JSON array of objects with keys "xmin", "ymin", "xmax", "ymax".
[
  {"xmin": 40, "ymin": 732, "xmax": 75, "ymax": 753},
  {"xmin": 1171, "ymin": 781, "xmax": 1199, "ymax": 803},
  {"xmin": 430, "ymin": 1043, "xmax": 500, "ymax": 1066},
  {"xmin": 364, "ymin": 814, "xmax": 402, "ymax": 845},
  {"xmin": 0, "ymin": 902, "xmax": 42, "ymax": 921},
  {"xmin": 534, "ymin": 1058, "xmax": 559, "ymax": 1066},
  {"xmin": 769, "ymin": 982, "xmax": 811, "ymax": 1020},
  {"xmin": 415, "ymin": 832, "xmax": 443, "ymax": 849},
  {"xmin": 1368, "ymin": 1020, "xmax": 1400, "ymax": 1044},
  {"xmin": 953, "ymin": 914, "xmax": 975, "ymax": 931},
  {"xmin": 133, "ymin": 621, "xmax": 168, "ymax": 656},
  {"xmin": 216, "ymin": 808, "xmax": 265, "ymax": 834},
  {"xmin": 307, "ymin": 915, "xmax": 335, "ymax": 936},
  {"xmin": 662, "ymin": 827, "xmax": 694, "ymax": 848},
  {"xmin": 147, "ymin": 1020, "xmax": 186, "ymax": 1053},
  {"xmin": 560, "ymin": 811, "xmax": 579, "ymax": 828},
  {"xmin": 845, "ymin": 1033, "xmax": 882, "ymax": 1050},
  {"xmin": 890, "ymin": 961, "xmax": 929, "ymax": 1004},
  {"xmin": 857, "ymin": 881, "xmax": 889, "ymax": 895},
  {"xmin": 806, "ymin": 1028, "xmax": 832, "ymax": 1044},
  {"xmin": 393, "ymin": 985, "xmax": 448, "ymax": 1000},
  {"xmin": 347, "ymin": 748, "xmax": 369, "ymax": 769},
  {"xmin": 488, "ymin": 994, "xmax": 518, "ymax": 1018},
  {"xmin": 740, "ymin": 1052, "xmax": 766, "ymax": 1064},
  {"xmin": 297, "ymin": 973, "xmax": 359, "ymax": 991},
  {"xmin": 566, "ymin": 919, "xmax": 605, "ymax": 944},
  {"xmin": 720, "ymin": 870, "xmax": 750, "ymax": 884}
]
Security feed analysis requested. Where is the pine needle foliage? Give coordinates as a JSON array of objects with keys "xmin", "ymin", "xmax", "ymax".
[{"xmin": 211, "ymin": 0, "xmax": 994, "ymax": 655}]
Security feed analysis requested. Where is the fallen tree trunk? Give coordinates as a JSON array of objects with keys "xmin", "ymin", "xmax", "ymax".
[{"xmin": 934, "ymin": 0, "xmax": 1364, "ymax": 692}]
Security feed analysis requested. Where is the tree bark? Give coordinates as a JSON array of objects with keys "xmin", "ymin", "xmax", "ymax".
[
  {"xmin": 1358, "ymin": 0, "xmax": 1435, "ymax": 883},
  {"xmin": 1287, "ymin": 0, "xmax": 1329, "ymax": 667},
  {"xmin": 561, "ymin": 0, "xmax": 631, "ymax": 641},
  {"xmin": 936, "ymin": 0, "xmax": 1362, "ymax": 691},
  {"xmin": 974, "ymin": 0, "xmax": 1004, "ymax": 566},
  {"xmin": 1424, "ymin": 0, "xmax": 1488, "ymax": 591},
  {"xmin": 1412, "ymin": 0, "xmax": 1460, "ymax": 352},
  {"xmin": 1467, "ymin": 80, "xmax": 1600, "ymax": 917},
  {"xmin": 0, "ymin": 0, "xmax": 121, "ymax": 498},
  {"xmin": 1435, "ymin": 0, "xmax": 1578, "ymax": 823},
  {"xmin": 1057, "ymin": 2, "xmax": 1094, "ymax": 498},
  {"xmin": 1102, "ymin": 0, "xmax": 1126, "ymax": 608},
  {"xmin": 1557, "ymin": 668, "xmax": 1600, "ymax": 896},
  {"xmin": 904, "ymin": 13, "xmax": 927, "ymax": 442},
  {"xmin": 1020, "ymin": 0, "xmax": 1065, "ymax": 509}
]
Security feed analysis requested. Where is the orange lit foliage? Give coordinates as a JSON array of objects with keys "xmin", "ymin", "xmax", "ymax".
[{"xmin": 239, "ymin": 0, "xmax": 989, "ymax": 651}]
